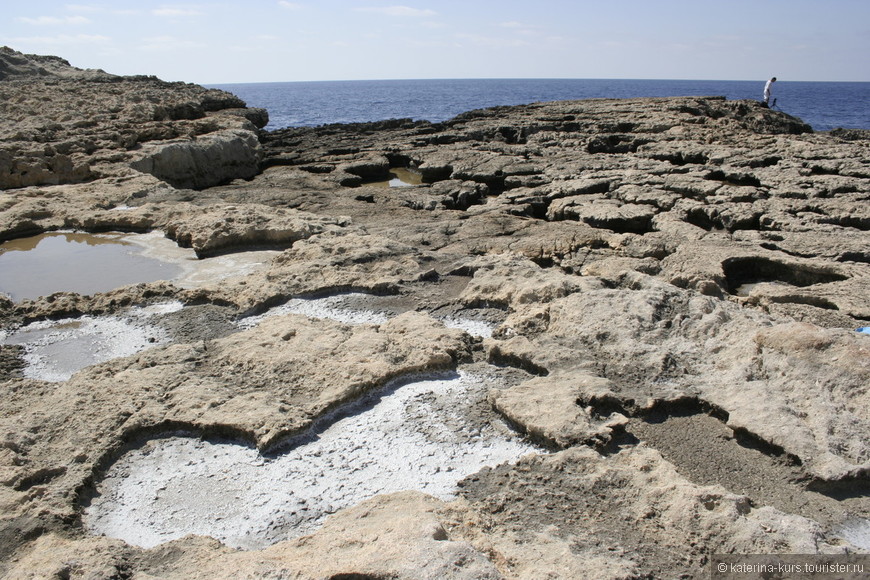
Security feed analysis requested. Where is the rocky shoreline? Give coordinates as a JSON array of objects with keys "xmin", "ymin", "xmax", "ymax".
[{"xmin": 1, "ymin": 47, "xmax": 868, "ymax": 578}]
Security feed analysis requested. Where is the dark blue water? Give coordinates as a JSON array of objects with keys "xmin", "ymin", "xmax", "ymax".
[{"xmin": 209, "ymin": 79, "xmax": 870, "ymax": 133}]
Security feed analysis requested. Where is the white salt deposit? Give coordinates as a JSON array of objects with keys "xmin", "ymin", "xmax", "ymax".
[
  {"xmin": 239, "ymin": 294, "xmax": 391, "ymax": 329},
  {"xmin": 84, "ymin": 371, "xmax": 541, "ymax": 550},
  {"xmin": 836, "ymin": 518, "xmax": 870, "ymax": 550},
  {"xmin": 442, "ymin": 316, "xmax": 495, "ymax": 339},
  {"xmin": 0, "ymin": 302, "xmax": 183, "ymax": 382},
  {"xmin": 125, "ymin": 230, "xmax": 280, "ymax": 289},
  {"xmin": 239, "ymin": 292, "xmax": 496, "ymax": 338}
]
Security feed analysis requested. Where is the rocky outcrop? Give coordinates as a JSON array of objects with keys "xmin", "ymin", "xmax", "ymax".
[
  {"xmin": 1, "ymin": 49, "xmax": 868, "ymax": 579},
  {"xmin": 0, "ymin": 147, "xmax": 92, "ymax": 189},
  {"xmin": 130, "ymin": 128, "xmax": 262, "ymax": 190},
  {"xmin": 0, "ymin": 45, "xmax": 111, "ymax": 80},
  {"xmin": 162, "ymin": 203, "xmax": 349, "ymax": 257},
  {"xmin": 0, "ymin": 47, "xmax": 266, "ymax": 191}
]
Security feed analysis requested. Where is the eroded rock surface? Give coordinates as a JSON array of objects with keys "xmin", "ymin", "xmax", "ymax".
[
  {"xmin": 0, "ymin": 46, "xmax": 265, "ymax": 192},
  {"xmin": 1, "ymin": 49, "xmax": 869, "ymax": 578}
]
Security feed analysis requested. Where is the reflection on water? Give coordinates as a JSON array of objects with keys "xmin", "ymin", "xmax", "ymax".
[
  {"xmin": 1, "ymin": 232, "xmax": 132, "ymax": 253},
  {"xmin": 0, "ymin": 232, "xmax": 183, "ymax": 302},
  {"xmin": 370, "ymin": 167, "xmax": 424, "ymax": 188}
]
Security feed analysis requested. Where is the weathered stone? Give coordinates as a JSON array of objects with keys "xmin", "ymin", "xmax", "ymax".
[
  {"xmin": 130, "ymin": 128, "xmax": 261, "ymax": 190},
  {"xmin": 455, "ymin": 447, "xmax": 843, "ymax": 578},
  {"xmin": 1, "ymin": 48, "xmax": 869, "ymax": 580},
  {"xmin": 162, "ymin": 203, "xmax": 347, "ymax": 257},
  {"xmin": 490, "ymin": 372, "xmax": 628, "ymax": 447},
  {"xmin": 550, "ymin": 198, "xmax": 657, "ymax": 234},
  {"xmin": 0, "ymin": 47, "xmax": 252, "ymax": 191},
  {"xmin": 340, "ymin": 154, "xmax": 390, "ymax": 179},
  {"xmin": 3, "ymin": 493, "xmax": 503, "ymax": 580}
]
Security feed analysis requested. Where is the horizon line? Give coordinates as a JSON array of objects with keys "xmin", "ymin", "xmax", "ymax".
[{"xmin": 202, "ymin": 76, "xmax": 870, "ymax": 86}]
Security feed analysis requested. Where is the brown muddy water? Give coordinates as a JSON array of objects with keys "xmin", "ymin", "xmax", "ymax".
[
  {"xmin": 371, "ymin": 167, "xmax": 424, "ymax": 188},
  {"xmin": 0, "ymin": 231, "xmax": 280, "ymax": 302},
  {"xmin": 1, "ymin": 230, "xmax": 279, "ymax": 380},
  {"xmin": 0, "ymin": 232, "xmax": 182, "ymax": 302}
]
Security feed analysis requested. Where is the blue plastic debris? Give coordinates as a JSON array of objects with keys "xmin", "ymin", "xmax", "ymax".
[{"xmin": 857, "ymin": 327, "xmax": 870, "ymax": 335}]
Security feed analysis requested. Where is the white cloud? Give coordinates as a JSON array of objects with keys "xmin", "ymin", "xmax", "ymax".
[
  {"xmin": 278, "ymin": 1, "xmax": 303, "ymax": 10},
  {"xmin": 9, "ymin": 34, "xmax": 110, "ymax": 46},
  {"xmin": 64, "ymin": 5, "xmax": 142, "ymax": 16},
  {"xmin": 497, "ymin": 21, "xmax": 543, "ymax": 38},
  {"xmin": 17, "ymin": 15, "xmax": 91, "ymax": 25},
  {"xmin": 356, "ymin": 6, "xmax": 436, "ymax": 18},
  {"xmin": 140, "ymin": 35, "xmax": 206, "ymax": 52},
  {"xmin": 65, "ymin": 4, "xmax": 101, "ymax": 13},
  {"xmin": 152, "ymin": 7, "xmax": 203, "ymax": 18},
  {"xmin": 454, "ymin": 32, "xmax": 530, "ymax": 49}
]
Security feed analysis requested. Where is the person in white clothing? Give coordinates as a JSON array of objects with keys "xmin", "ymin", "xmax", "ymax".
[{"xmin": 763, "ymin": 77, "xmax": 776, "ymax": 106}]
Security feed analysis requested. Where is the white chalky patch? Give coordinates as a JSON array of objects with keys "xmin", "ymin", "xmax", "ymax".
[
  {"xmin": 442, "ymin": 316, "xmax": 495, "ymax": 339},
  {"xmin": 84, "ymin": 371, "xmax": 541, "ymax": 550},
  {"xmin": 239, "ymin": 292, "xmax": 496, "ymax": 338},
  {"xmin": 239, "ymin": 294, "xmax": 391, "ymax": 328},
  {"xmin": 836, "ymin": 518, "xmax": 870, "ymax": 550},
  {"xmin": 1, "ymin": 302, "xmax": 182, "ymax": 382}
]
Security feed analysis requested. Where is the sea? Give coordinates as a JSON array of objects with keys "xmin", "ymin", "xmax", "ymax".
[{"xmin": 208, "ymin": 79, "xmax": 870, "ymax": 133}]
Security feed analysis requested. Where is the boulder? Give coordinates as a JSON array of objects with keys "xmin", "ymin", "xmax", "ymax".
[
  {"xmin": 162, "ymin": 203, "xmax": 348, "ymax": 257},
  {"xmin": 130, "ymin": 129, "xmax": 261, "ymax": 190}
]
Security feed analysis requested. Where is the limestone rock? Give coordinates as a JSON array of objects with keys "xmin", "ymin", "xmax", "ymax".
[
  {"xmin": 1, "ymin": 48, "xmax": 869, "ymax": 579},
  {"xmin": 0, "ymin": 147, "xmax": 92, "ymax": 189},
  {"xmin": 130, "ymin": 129, "xmax": 262, "ymax": 190},
  {"xmin": 484, "ymin": 268, "xmax": 870, "ymax": 480},
  {"xmin": 3, "ymin": 493, "xmax": 501, "ymax": 580},
  {"xmin": 0, "ymin": 47, "xmax": 255, "ymax": 191},
  {"xmin": 0, "ymin": 45, "xmax": 112, "ymax": 80},
  {"xmin": 162, "ymin": 203, "xmax": 347, "ymax": 257},
  {"xmin": 490, "ymin": 372, "xmax": 628, "ymax": 447},
  {"xmin": 455, "ymin": 446, "xmax": 843, "ymax": 578}
]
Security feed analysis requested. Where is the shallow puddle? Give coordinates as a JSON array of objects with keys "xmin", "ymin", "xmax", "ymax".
[
  {"xmin": 0, "ymin": 231, "xmax": 279, "ymax": 302},
  {"xmin": 0, "ymin": 232, "xmax": 182, "ymax": 302},
  {"xmin": 83, "ymin": 370, "xmax": 540, "ymax": 550},
  {"xmin": 0, "ymin": 302, "xmax": 183, "ymax": 382},
  {"xmin": 370, "ymin": 167, "xmax": 424, "ymax": 188}
]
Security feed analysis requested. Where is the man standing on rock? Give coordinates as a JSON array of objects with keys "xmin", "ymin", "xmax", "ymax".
[{"xmin": 763, "ymin": 77, "xmax": 776, "ymax": 107}]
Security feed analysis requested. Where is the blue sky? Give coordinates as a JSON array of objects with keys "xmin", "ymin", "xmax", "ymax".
[{"xmin": 3, "ymin": 1, "xmax": 869, "ymax": 84}]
